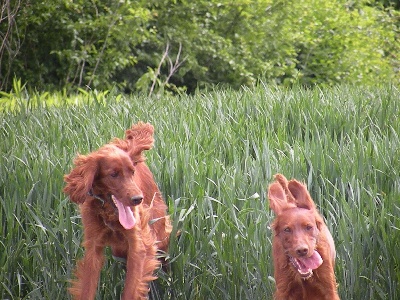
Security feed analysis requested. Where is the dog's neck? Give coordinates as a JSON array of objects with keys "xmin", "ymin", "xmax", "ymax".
[{"xmin": 88, "ymin": 189, "xmax": 111, "ymax": 206}]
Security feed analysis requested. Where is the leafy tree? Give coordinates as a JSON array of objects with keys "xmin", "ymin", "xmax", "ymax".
[
  {"xmin": 143, "ymin": 0, "xmax": 399, "ymax": 90},
  {"xmin": 1, "ymin": 0, "xmax": 154, "ymax": 91},
  {"xmin": 285, "ymin": 0, "xmax": 400, "ymax": 85},
  {"xmin": 0, "ymin": 0, "xmax": 399, "ymax": 93}
]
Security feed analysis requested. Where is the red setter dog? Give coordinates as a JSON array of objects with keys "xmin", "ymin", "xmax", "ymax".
[
  {"xmin": 267, "ymin": 174, "xmax": 339, "ymax": 300},
  {"xmin": 64, "ymin": 122, "xmax": 172, "ymax": 300}
]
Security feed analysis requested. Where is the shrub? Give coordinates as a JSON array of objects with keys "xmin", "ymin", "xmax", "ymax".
[{"xmin": 1, "ymin": 0, "xmax": 398, "ymax": 92}]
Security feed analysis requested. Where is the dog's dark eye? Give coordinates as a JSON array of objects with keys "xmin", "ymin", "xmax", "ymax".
[
  {"xmin": 306, "ymin": 225, "xmax": 313, "ymax": 231},
  {"xmin": 284, "ymin": 227, "xmax": 291, "ymax": 233},
  {"xmin": 110, "ymin": 171, "xmax": 119, "ymax": 178}
]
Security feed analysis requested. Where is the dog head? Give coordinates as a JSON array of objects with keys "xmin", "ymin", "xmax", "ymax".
[
  {"xmin": 63, "ymin": 122, "xmax": 155, "ymax": 229},
  {"xmin": 268, "ymin": 174, "xmax": 324, "ymax": 278}
]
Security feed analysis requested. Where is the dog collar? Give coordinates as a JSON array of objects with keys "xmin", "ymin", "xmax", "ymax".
[{"xmin": 88, "ymin": 189, "xmax": 112, "ymax": 207}]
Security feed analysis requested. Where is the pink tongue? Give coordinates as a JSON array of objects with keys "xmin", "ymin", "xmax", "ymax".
[
  {"xmin": 112, "ymin": 196, "xmax": 136, "ymax": 229},
  {"xmin": 298, "ymin": 250, "xmax": 323, "ymax": 270}
]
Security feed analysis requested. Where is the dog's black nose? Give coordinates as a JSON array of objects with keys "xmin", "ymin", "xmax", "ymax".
[
  {"xmin": 296, "ymin": 247, "xmax": 308, "ymax": 257},
  {"xmin": 130, "ymin": 195, "xmax": 143, "ymax": 206}
]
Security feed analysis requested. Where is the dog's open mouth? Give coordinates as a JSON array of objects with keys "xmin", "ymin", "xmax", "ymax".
[
  {"xmin": 289, "ymin": 250, "xmax": 323, "ymax": 279},
  {"xmin": 111, "ymin": 195, "xmax": 136, "ymax": 230}
]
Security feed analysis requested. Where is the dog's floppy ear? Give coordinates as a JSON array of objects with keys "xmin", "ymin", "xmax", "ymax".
[
  {"xmin": 268, "ymin": 174, "xmax": 297, "ymax": 215},
  {"xmin": 287, "ymin": 179, "xmax": 316, "ymax": 210},
  {"xmin": 125, "ymin": 122, "xmax": 155, "ymax": 158},
  {"xmin": 268, "ymin": 182, "xmax": 288, "ymax": 215},
  {"xmin": 63, "ymin": 154, "xmax": 98, "ymax": 204}
]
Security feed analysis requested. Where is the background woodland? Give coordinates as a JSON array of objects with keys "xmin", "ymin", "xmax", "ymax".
[{"xmin": 1, "ymin": 0, "xmax": 399, "ymax": 94}]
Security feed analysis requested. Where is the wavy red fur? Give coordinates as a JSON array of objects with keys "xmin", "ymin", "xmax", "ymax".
[
  {"xmin": 64, "ymin": 122, "xmax": 172, "ymax": 300},
  {"xmin": 268, "ymin": 174, "xmax": 339, "ymax": 300}
]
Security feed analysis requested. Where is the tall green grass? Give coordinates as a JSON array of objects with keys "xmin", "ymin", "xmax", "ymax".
[{"xmin": 1, "ymin": 84, "xmax": 399, "ymax": 299}]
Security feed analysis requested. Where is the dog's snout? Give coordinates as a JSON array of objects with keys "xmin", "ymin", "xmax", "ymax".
[
  {"xmin": 296, "ymin": 247, "xmax": 308, "ymax": 257},
  {"xmin": 130, "ymin": 195, "xmax": 143, "ymax": 206}
]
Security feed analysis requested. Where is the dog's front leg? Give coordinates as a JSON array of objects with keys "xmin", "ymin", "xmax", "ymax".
[
  {"xmin": 70, "ymin": 245, "xmax": 105, "ymax": 300},
  {"xmin": 121, "ymin": 232, "xmax": 147, "ymax": 300}
]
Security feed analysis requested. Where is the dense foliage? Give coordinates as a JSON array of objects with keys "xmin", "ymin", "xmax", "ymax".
[
  {"xmin": 0, "ymin": 0, "xmax": 399, "ymax": 93},
  {"xmin": 1, "ymin": 84, "xmax": 400, "ymax": 299}
]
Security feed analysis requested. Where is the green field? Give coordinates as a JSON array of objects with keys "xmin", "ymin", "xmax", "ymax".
[{"xmin": 1, "ymin": 84, "xmax": 399, "ymax": 299}]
